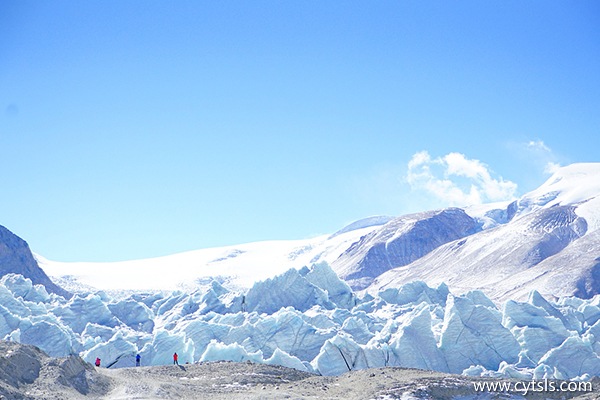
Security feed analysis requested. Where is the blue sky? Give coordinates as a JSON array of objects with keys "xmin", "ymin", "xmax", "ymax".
[{"xmin": 1, "ymin": 1, "xmax": 599, "ymax": 262}]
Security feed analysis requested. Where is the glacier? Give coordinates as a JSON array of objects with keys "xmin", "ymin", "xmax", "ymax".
[{"xmin": 3, "ymin": 264, "xmax": 600, "ymax": 381}]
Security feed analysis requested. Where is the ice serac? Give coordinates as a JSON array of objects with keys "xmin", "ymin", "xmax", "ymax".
[
  {"xmin": 311, "ymin": 334, "xmax": 368, "ymax": 376},
  {"xmin": 265, "ymin": 348, "xmax": 309, "ymax": 372},
  {"xmin": 538, "ymin": 336, "xmax": 600, "ymax": 380},
  {"xmin": 378, "ymin": 281, "xmax": 449, "ymax": 307},
  {"xmin": 17, "ymin": 320, "xmax": 77, "ymax": 358},
  {"xmin": 387, "ymin": 305, "xmax": 448, "ymax": 372},
  {"xmin": 502, "ymin": 297, "xmax": 570, "ymax": 366},
  {"xmin": 439, "ymin": 294, "xmax": 520, "ymax": 374},
  {"xmin": 108, "ymin": 299, "xmax": 154, "ymax": 333},
  {"xmin": 52, "ymin": 294, "xmax": 120, "ymax": 334},
  {"xmin": 305, "ymin": 262, "xmax": 355, "ymax": 309},
  {"xmin": 332, "ymin": 208, "xmax": 480, "ymax": 290},
  {"xmin": 200, "ymin": 340, "xmax": 263, "ymax": 363},
  {"xmin": 0, "ymin": 225, "xmax": 70, "ymax": 298},
  {"xmin": 81, "ymin": 330, "xmax": 138, "ymax": 367},
  {"xmin": 8, "ymin": 268, "xmax": 600, "ymax": 380},
  {"xmin": 244, "ymin": 267, "xmax": 335, "ymax": 314}
]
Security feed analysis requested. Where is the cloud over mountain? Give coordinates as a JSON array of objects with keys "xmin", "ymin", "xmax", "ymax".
[{"xmin": 406, "ymin": 151, "xmax": 518, "ymax": 207}]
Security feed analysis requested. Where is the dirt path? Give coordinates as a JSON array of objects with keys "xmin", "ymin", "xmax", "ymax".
[
  {"xmin": 98, "ymin": 361, "xmax": 598, "ymax": 400},
  {"xmin": 1, "ymin": 341, "xmax": 598, "ymax": 400}
]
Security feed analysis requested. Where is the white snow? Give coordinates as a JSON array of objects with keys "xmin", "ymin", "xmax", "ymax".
[
  {"xmin": 36, "ymin": 224, "xmax": 381, "ymax": 293},
  {"xmin": 515, "ymin": 163, "xmax": 600, "ymax": 232}
]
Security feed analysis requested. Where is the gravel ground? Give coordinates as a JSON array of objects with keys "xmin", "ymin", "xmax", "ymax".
[{"xmin": 1, "ymin": 341, "xmax": 599, "ymax": 399}]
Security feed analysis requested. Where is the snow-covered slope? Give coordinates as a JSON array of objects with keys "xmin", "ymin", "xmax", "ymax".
[
  {"xmin": 368, "ymin": 163, "xmax": 600, "ymax": 302},
  {"xmin": 37, "ymin": 218, "xmax": 388, "ymax": 294},
  {"xmin": 513, "ymin": 163, "xmax": 600, "ymax": 231}
]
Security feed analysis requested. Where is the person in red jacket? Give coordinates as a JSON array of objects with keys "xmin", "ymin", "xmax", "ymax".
[
  {"xmin": 173, "ymin": 352, "xmax": 179, "ymax": 365},
  {"xmin": 95, "ymin": 357, "xmax": 101, "ymax": 367}
]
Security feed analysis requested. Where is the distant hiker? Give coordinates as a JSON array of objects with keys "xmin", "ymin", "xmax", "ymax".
[
  {"xmin": 136, "ymin": 354, "xmax": 141, "ymax": 367},
  {"xmin": 95, "ymin": 357, "xmax": 101, "ymax": 367},
  {"xmin": 173, "ymin": 352, "xmax": 179, "ymax": 365},
  {"xmin": 241, "ymin": 295, "xmax": 246, "ymax": 312}
]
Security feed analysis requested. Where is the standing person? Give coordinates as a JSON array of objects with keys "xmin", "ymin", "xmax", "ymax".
[
  {"xmin": 173, "ymin": 352, "xmax": 179, "ymax": 365},
  {"xmin": 95, "ymin": 357, "xmax": 101, "ymax": 367},
  {"xmin": 136, "ymin": 354, "xmax": 141, "ymax": 367}
]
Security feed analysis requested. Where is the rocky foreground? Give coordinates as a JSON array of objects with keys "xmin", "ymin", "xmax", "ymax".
[{"xmin": 1, "ymin": 341, "xmax": 599, "ymax": 399}]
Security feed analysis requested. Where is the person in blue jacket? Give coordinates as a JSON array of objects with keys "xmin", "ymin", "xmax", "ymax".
[{"xmin": 136, "ymin": 354, "xmax": 141, "ymax": 367}]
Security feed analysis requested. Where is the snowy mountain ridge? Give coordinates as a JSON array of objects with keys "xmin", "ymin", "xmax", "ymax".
[
  {"xmin": 36, "ymin": 162, "xmax": 600, "ymax": 303},
  {"xmin": 36, "ymin": 219, "xmax": 385, "ymax": 294},
  {"xmin": 369, "ymin": 163, "xmax": 600, "ymax": 302},
  {"xmin": 512, "ymin": 163, "xmax": 600, "ymax": 231}
]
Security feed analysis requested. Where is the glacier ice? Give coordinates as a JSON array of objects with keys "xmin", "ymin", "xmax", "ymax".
[
  {"xmin": 311, "ymin": 334, "xmax": 368, "ymax": 376},
  {"xmin": 4, "ymin": 262, "xmax": 600, "ymax": 381},
  {"xmin": 386, "ymin": 304, "xmax": 448, "ymax": 372},
  {"xmin": 439, "ymin": 294, "xmax": 520, "ymax": 373}
]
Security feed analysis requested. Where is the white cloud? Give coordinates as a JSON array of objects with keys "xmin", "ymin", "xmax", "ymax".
[
  {"xmin": 544, "ymin": 162, "xmax": 561, "ymax": 174},
  {"xmin": 522, "ymin": 139, "xmax": 561, "ymax": 174},
  {"xmin": 406, "ymin": 151, "xmax": 518, "ymax": 207},
  {"xmin": 527, "ymin": 140, "xmax": 551, "ymax": 152}
]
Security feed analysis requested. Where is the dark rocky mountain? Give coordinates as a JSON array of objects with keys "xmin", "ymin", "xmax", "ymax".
[
  {"xmin": 365, "ymin": 163, "xmax": 600, "ymax": 302},
  {"xmin": 0, "ymin": 225, "xmax": 70, "ymax": 298},
  {"xmin": 368, "ymin": 204, "xmax": 593, "ymax": 302},
  {"xmin": 331, "ymin": 208, "xmax": 481, "ymax": 290}
]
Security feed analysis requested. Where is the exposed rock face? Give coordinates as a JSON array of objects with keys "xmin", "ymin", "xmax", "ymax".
[
  {"xmin": 0, "ymin": 225, "xmax": 70, "ymax": 298},
  {"xmin": 369, "ymin": 205, "xmax": 594, "ymax": 302},
  {"xmin": 332, "ymin": 208, "xmax": 481, "ymax": 290},
  {"xmin": 0, "ymin": 339, "xmax": 43, "ymax": 388},
  {"xmin": 0, "ymin": 340, "xmax": 111, "ymax": 399}
]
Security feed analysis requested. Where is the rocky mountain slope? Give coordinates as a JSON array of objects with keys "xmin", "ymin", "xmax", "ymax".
[
  {"xmin": 0, "ymin": 225, "xmax": 70, "ymax": 298},
  {"xmin": 331, "ymin": 207, "xmax": 481, "ymax": 290}
]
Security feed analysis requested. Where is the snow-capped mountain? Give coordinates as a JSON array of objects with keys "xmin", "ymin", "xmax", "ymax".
[
  {"xmin": 34, "ymin": 163, "xmax": 600, "ymax": 304},
  {"xmin": 368, "ymin": 163, "xmax": 600, "ymax": 302}
]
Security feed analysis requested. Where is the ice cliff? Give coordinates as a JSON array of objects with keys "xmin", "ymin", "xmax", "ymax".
[{"xmin": 3, "ymin": 263, "xmax": 600, "ymax": 381}]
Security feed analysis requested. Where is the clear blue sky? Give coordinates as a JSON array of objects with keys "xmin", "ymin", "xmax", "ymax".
[{"xmin": 1, "ymin": 1, "xmax": 599, "ymax": 262}]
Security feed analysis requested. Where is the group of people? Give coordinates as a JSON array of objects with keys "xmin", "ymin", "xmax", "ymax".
[
  {"xmin": 94, "ymin": 354, "xmax": 142, "ymax": 368},
  {"xmin": 93, "ymin": 352, "xmax": 180, "ymax": 368}
]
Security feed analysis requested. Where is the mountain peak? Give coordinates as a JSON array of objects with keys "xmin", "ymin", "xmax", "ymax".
[
  {"xmin": 0, "ymin": 225, "xmax": 70, "ymax": 298},
  {"xmin": 330, "ymin": 216, "xmax": 395, "ymax": 238},
  {"xmin": 531, "ymin": 162, "xmax": 600, "ymax": 204},
  {"xmin": 512, "ymin": 162, "xmax": 600, "ymax": 232}
]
